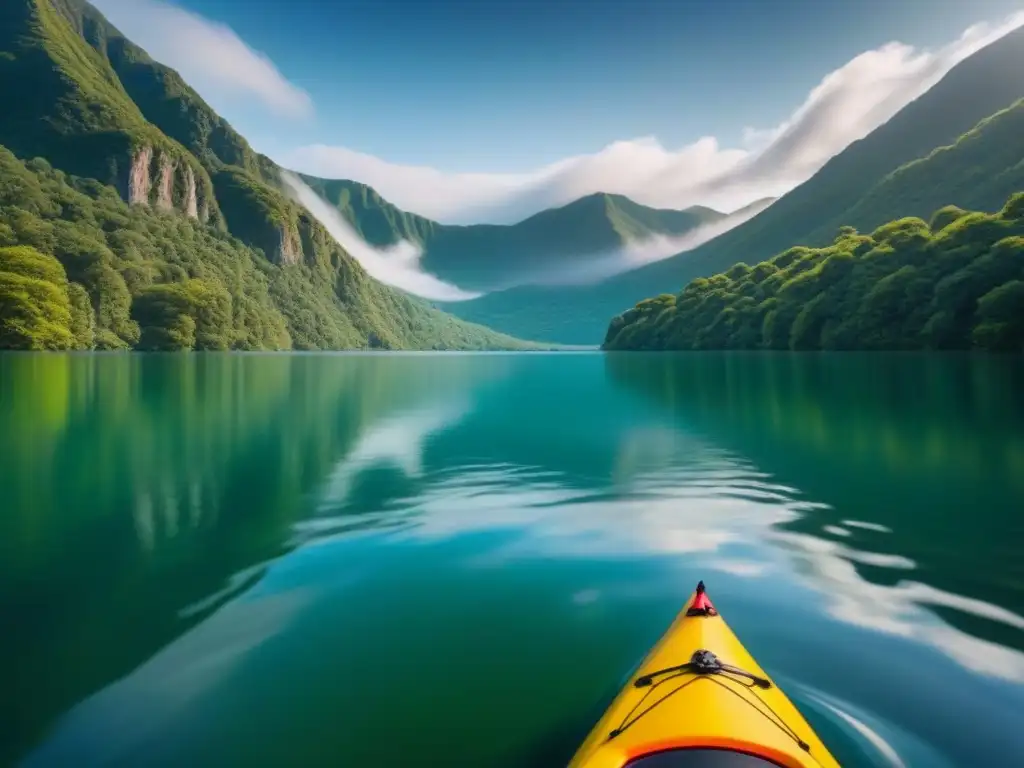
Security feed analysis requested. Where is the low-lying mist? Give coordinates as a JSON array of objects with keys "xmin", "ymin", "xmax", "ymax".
[
  {"xmin": 516, "ymin": 199, "xmax": 776, "ymax": 288},
  {"xmin": 283, "ymin": 171, "xmax": 772, "ymax": 300},
  {"xmin": 280, "ymin": 172, "xmax": 481, "ymax": 302}
]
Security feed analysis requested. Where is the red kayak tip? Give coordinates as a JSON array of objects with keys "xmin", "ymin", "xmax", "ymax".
[{"xmin": 687, "ymin": 580, "xmax": 718, "ymax": 616}]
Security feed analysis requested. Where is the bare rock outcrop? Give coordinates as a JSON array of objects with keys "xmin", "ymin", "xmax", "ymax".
[
  {"xmin": 155, "ymin": 155, "xmax": 175, "ymax": 212},
  {"xmin": 277, "ymin": 225, "xmax": 301, "ymax": 265},
  {"xmin": 126, "ymin": 148, "xmax": 211, "ymax": 221},
  {"xmin": 128, "ymin": 146, "xmax": 153, "ymax": 205},
  {"xmin": 184, "ymin": 166, "xmax": 199, "ymax": 219}
]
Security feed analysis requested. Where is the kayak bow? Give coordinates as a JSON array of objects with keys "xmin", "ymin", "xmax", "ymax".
[{"xmin": 569, "ymin": 582, "xmax": 840, "ymax": 768}]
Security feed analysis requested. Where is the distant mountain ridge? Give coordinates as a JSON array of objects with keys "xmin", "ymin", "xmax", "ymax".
[
  {"xmin": 417, "ymin": 192, "xmax": 726, "ymax": 291},
  {"xmin": 297, "ymin": 177, "xmax": 730, "ymax": 292}
]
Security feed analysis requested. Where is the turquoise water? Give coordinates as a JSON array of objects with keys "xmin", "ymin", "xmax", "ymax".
[{"xmin": 1, "ymin": 351, "xmax": 1022, "ymax": 766}]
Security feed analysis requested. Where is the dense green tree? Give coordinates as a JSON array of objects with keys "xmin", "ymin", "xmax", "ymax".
[
  {"xmin": 605, "ymin": 193, "xmax": 1024, "ymax": 352},
  {"xmin": 66, "ymin": 281, "xmax": 94, "ymax": 348},
  {"xmin": 0, "ymin": 246, "xmax": 76, "ymax": 349},
  {"xmin": 973, "ymin": 280, "xmax": 1024, "ymax": 351},
  {"xmin": 131, "ymin": 279, "xmax": 231, "ymax": 351}
]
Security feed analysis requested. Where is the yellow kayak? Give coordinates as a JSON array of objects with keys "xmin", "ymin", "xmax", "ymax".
[{"xmin": 569, "ymin": 582, "xmax": 840, "ymax": 768}]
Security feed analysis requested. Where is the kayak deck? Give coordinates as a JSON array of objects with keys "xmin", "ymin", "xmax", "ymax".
[{"xmin": 569, "ymin": 583, "xmax": 839, "ymax": 768}]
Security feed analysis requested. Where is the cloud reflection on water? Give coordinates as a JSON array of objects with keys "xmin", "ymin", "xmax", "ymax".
[
  {"xmin": 303, "ymin": 410, "xmax": 1024, "ymax": 684},
  {"xmin": 317, "ymin": 399, "xmax": 472, "ymax": 511},
  {"xmin": 769, "ymin": 525, "xmax": 1024, "ymax": 681}
]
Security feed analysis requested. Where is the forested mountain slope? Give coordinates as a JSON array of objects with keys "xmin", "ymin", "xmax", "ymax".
[{"xmin": 819, "ymin": 98, "xmax": 1024, "ymax": 239}]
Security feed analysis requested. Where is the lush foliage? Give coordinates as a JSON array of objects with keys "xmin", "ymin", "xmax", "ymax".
[
  {"xmin": 0, "ymin": 246, "xmax": 85, "ymax": 350},
  {"xmin": 604, "ymin": 195, "xmax": 1024, "ymax": 352}
]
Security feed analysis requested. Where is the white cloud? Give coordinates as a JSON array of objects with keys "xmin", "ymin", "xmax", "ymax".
[
  {"xmin": 281, "ymin": 11, "xmax": 1024, "ymax": 224},
  {"xmin": 284, "ymin": 137, "xmax": 745, "ymax": 225},
  {"xmin": 279, "ymin": 172, "xmax": 480, "ymax": 301},
  {"xmin": 92, "ymin": 0, "xmax": 314, "ymax": 119}
]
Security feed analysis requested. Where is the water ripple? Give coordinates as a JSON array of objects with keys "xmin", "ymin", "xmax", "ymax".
[{"xmin": 789, "ymin": 682, "xmax": 951, "ymax": 768}]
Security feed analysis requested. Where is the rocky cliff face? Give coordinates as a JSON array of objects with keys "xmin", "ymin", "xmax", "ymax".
[
  {"xmin": 125, "ymin": 146, "xmax": 205, "ymax": 221},
  {"xmin": 127, "ymin": 146, "xmax": 153, "ymax": 206},
  {"xmin": 184, "ymin": 166, "xmax": 199, "ymax": 220},
  {"xmin": 155, "ymin": 154, "xmax": 175, "ymax": 212}
]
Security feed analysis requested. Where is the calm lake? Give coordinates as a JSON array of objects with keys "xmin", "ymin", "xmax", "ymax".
[{"xmin": 1, "ymin": 351, "xmax": 1022, "ymax": 767}]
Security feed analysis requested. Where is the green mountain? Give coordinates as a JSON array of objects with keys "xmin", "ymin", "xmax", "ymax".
[
  {"xmin": 604, "ymin": 193, "xmax": 1024, "ymax": 352},
  {"xmin": 437, "ymin": 25, "xmax": 1024, "ymax": 344},
  {"xmin": 298, "ymin": 179, "xmax": 725, "ymax": 292},
  {"xmin": 822, "ymin": 98, "xmax": 1024, "ymax": 238},
  {"xmin": 0, "ymin": 0, "xmax": 537, "ymax": 351}
]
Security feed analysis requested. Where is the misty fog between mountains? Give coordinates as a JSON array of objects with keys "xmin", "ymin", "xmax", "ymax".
[
  {"xmin": 280, "ymin": 172, "xmax": 480, "ymax": 301},
  {"xmin": 281, "ymin": 171, "xmax": 771, "ymax": 302}
]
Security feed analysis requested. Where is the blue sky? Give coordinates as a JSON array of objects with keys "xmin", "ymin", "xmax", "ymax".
[
  {"xmin": 135, "ymin": 0, "xmax": 1021, "ymax": 170},
  {"xmin": 94, "ymin": 0, "xmax": 1024, "ymax": 223}
]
